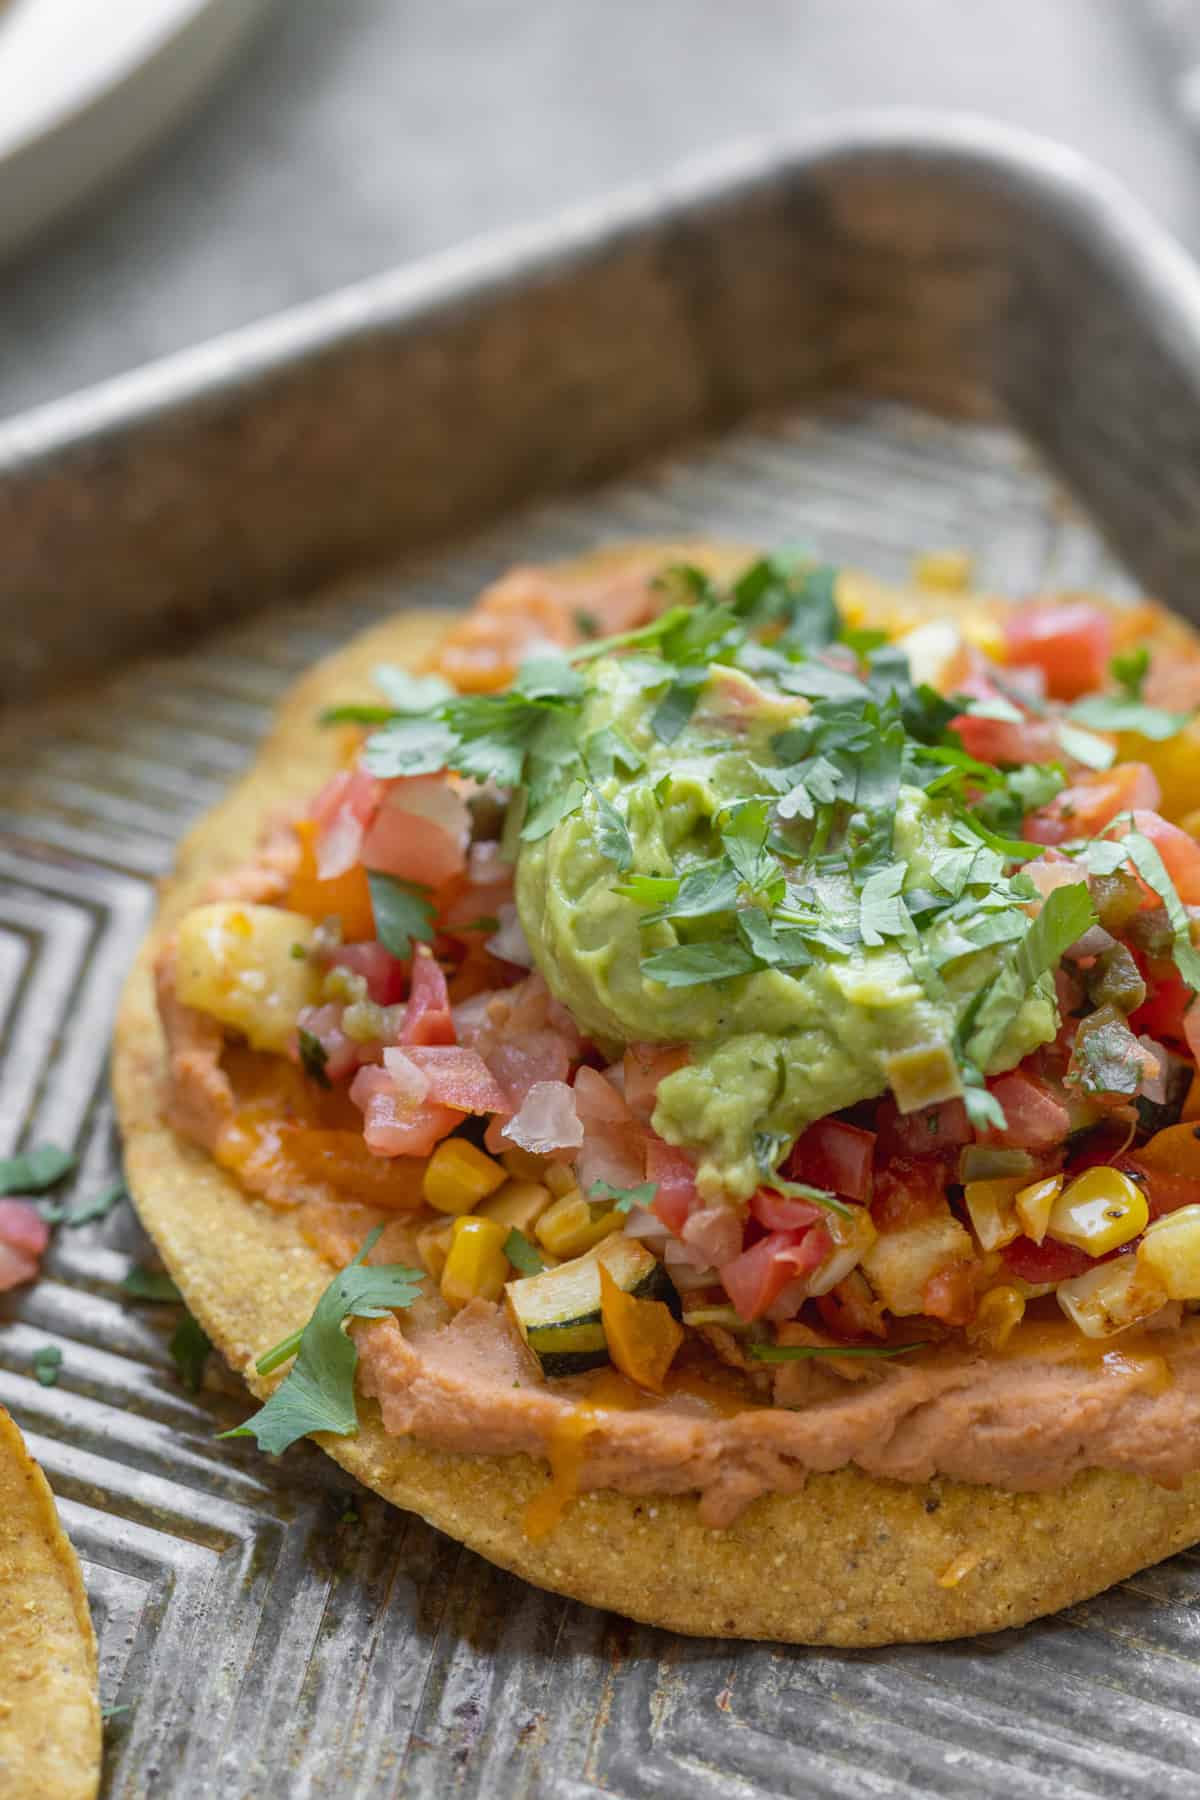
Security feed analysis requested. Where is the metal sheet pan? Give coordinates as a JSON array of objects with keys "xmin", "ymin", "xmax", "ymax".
[{"xmin": 2, "ymin": 114, "xmax": 1199, "ymax": 1798}]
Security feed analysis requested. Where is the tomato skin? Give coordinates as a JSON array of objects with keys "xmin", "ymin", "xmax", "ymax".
[
  {"xmin": 719, "ymin": 1226, "xmax": 832, "ymax": 1321},
  {"xmin": 1004, "ymin": 601, "xmax": 1114, "ymax": 701},
  {"xmin": 1129, "ymin": 965, "xmax": 1191, "ymax": 1045},
  {"xmin": 783, "ymin": 1120, "xmax": 875, "ymax": 1200},
  {"xmin": 401, "ymin": 949, "xmax": 455, "ymax": 1046},
  {"xmin": 645, "ymin": 1137, "xmax": 698, "ymax": 1233},
  {"xmin": 1025, "ymin": 763, "xmax": 1160, "ymax": 847},
  {"xmin": 1125, "ymin": 810, "xmax": 1200, "ymax": 905},
  {"xmin": 749, "ymin": 1187, "xmax": 825, "ymax": 1232},
  {"xmin": 979, "ymin": 1070, "xmax": 1070, "ymax": 1151},
  {"xmin": 332, "ymin": 942, "xmax": 407, "ymax": 1005},
  {"xmin": 952, "ymin": 711, "xmax": 1062, "ymax": 768},
  {"xmin": 1001, "ymin": 1235, "xmax": 1092, "ymax": 1284}
]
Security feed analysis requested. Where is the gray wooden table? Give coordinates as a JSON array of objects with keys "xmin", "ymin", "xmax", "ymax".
[{"xmin": 0, "ymin": 0, "xmax": 1196, "ymax": 423}]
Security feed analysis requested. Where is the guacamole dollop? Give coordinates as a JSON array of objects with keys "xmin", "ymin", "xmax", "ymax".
[{"xmin": 516, "ymin": 652, "xmax": 1056, "ymax": 1201}]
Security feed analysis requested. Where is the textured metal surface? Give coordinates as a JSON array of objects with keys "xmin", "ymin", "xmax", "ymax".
[
  {"xmin": 4, "ymin": 398, "xmax": 1199, "ymax": 1799},
  {"xmin": 7, "ymin": 116, "xmax": 1200, "ymax": 700}
]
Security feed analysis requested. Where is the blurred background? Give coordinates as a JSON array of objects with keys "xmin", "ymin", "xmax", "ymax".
[{"xmin": 2, "ymin": 0, "xmax": 1200, "ymax": 422}]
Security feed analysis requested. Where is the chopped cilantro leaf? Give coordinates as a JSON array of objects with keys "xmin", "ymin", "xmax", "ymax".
[
  {"xmin": 651, "ymin": 670, "xmax": 705, "ymax": 743},
  {"xmin": 513, "ymin": 655, "xmax": 585, "ymax": 703},
  {"xmin": 643, "ymin": 859, "xmax": 741, "ymax": 923},
  {"xmin": 503, "ymin": 1229, "xmax": 546, "ymax": 1274},
  {"xmin": 365, "ymin": 871, "xmax": 436, "ymax": 959},
  {"xmin": 1111, "ymin": 646, "xmax": 1150, "ymax": 698},
  {"xmin": 641, "ymin": 942, "xmax": 760, "ymax": 987},
  {"xmin": 0, "ymin": 1144, "xmax": 75, "ymax": 1195},
  {"xmin": 589, "ymin": 1178, "xmax": 658, "ymax": 1214},
  {"xmin": 372, "ymin": 666, "xmax": 454, "ymax": 711},
  {"xmin": 858, "ymin": 863, "xmax": 908, "ymax": 947},
  {"xmin": 614, "ymin": 873, "xmax": 680, "ymax": 907},
  {"xmin": 62, "ymin": 1182, "xmax": 126, "ymax": 1228},
  {"xmin": 122, "ymin": 1267, "xmax": 182, "ymax": 1303},
  {"xmin": 222, "ymin": 1227, "xmax": 423, "ymax": 1455},
  {"xmin": 1069, "ymin": 694, "xmax": 1191, "ymax": 741},
  {"xmin": 590, "ymin": 788, "xmax": 634, "ymax": 871},
  {"xmin": 170, "ymin": 1312, "xmax": 213, "ymax": 1392},
  {"xmin": 33, "ymin": 1345, "xmax": 62, "ymax": 1387},
  {"xmin": 749, "ymin": 1340, "xmax": 927, "ymax": 1362},
  {"xmin": 297, "ymin": 1028, "xmax": 331, "ymax": 1089}
]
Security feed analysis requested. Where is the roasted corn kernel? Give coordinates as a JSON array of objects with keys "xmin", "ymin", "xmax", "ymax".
[
  {"xmin": 1014, "ymin": 1175, "xmax": 1062, "ymax": 1245},
  {"xmin": 1137, "ymin": 1203, "xmax": 1200, "ymax": 1299},
  {"xmin": 477, "ymin": 1178, "xmax": 553, "ymax": 1234},
  {"xmin": 1056, "ymin": 1256, "xmax": 1168, "ymax": 1338},
  {"xmin": 968, "ymin": 1285, "xmax": 1026, "ymax": 1350},
  {"xmin": 440, "ymin": 1215, "xmax": 510, "ymax": 1309},
  {"xmin": 1046, "ymin": 1167, "xmax": 1148, "ymax": 1255},
  {"xmin": 416, "ymin": 1219, "xmax": 455, "ymax": 1283},
  {"xmin": 913, "ymin": 548, "xmax": 973, "ymax": 592},
  {"xmin": 501, "ymin": 1147, "xmax": 547, "ymax": 1183},
  {"xmin": 534, "ymin": 1191, "xmax": 622, "ymax": 1258},
  {"xmin": 544, "ymin": 1161, "xmax": 577, "ymax": 1198},
  {"xmin": 964, "ymin": 1178, "xmax": 1024, "ymax": 1251},
  {"xmin": 422, "ymin": 1138, "xmax": 506, "ymax": 1215}
]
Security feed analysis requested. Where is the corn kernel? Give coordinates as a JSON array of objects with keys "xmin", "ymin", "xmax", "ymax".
[
  {"xmin": 968, "ymin": 1285, "xmax": 1026, "ymax": 1350},
  {"xmin": 1138, "ymin": 1203, "xmax": 1200, "ymax": 1299},
  {"xmin": 1057, "ymin": 1256, "xmax": 1167, "ymax": 1338},
  {"xmin": 478, "ymin": 1178, "xmax": 553, "ymax": 1233},
  {"xmin": 1014, "ymin": 1175, "xmax": 1062, "ymax": 1245},
  {"xmin": 440, "ymin": 1215, "xmax": 510, "ymax": 1309},
  {"xmin": 545, "ymin": 1162, "xmax": 577, "ymax": 1198},
  {"xmin": 501, "ymin": 1147, "xmax": 547, "ymax": 1182},
  {"xmin": 535, "ymin": 1191, "xmax": 622, "ymax": 1258},
  {"xmin": 423, "ymin": 1138, "xmax": 506, "ymax": 1215},
  {"xmin": 1047, "ymin": 1167, "xmax": 1148, "ymax": 1255},
  {"xmin": 960, "ymin": 617, "xmax": 1007, "ymax": 663},
  {"xmin": 912, "ymin": 549, "xmax": 973, "ymax": 592},
  {"xmin": 964, "ymin": 1178, "xmax": 1024, "ymax": 1251},
  {"xmin": 417, "ymin": 1219, "xmax": 455, "ymax": 1283}
]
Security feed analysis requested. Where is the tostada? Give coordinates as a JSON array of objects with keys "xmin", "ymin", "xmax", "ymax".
[{"xmin": 115, "ymin": 543, "xmax": 1200, "ymax": 1643}]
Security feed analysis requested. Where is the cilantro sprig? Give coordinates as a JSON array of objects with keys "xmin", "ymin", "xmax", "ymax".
[{"xmin": 222, "ymin": 1228, "xmax": 423, "ymax": 1455}]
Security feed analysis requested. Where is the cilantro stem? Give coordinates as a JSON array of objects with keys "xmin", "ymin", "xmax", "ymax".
[
  {"xmin": 749, "ymin": 1340, "xmax": 928, "ymax": 1362},
  {"xmin": 256, "ymin": 1329, "xmax": 304, "ymax": 1376},
  {"xmin": 566, "ymin": 606, "xmax": 690, "ymax": 664}
]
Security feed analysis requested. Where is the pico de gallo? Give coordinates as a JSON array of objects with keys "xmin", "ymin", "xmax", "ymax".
[{"xmin": 158, "ymin": 550, "xmax": 1200, "ymax": 1403}]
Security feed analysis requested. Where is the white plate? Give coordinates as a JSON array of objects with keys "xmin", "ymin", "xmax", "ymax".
[{"xmin": 0, "ymin": 0, "xmax": 272, "ymax": 260}]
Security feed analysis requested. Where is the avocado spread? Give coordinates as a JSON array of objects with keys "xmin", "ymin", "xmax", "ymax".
[
  {"xmin": 364, "ymin": 557, "xmax": 1077, "ymax": 1205},
  {"xmin": 515, "ymin": 650, "xmax": 1054, "ymax": 1199}
]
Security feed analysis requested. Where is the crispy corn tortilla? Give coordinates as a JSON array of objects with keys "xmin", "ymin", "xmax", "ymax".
[
  {"xmin": 113, "ymin": 544, "xmax": 1200, "ymax": 1645},
  {"xmin": 0, "ymin": 1407, "xmax": 101, "ymax": 1800}
]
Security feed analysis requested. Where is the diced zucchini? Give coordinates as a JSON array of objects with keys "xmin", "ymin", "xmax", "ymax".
[{"xmin": 505, "ymin": 1234, "xmax": 679, "ymax": 1378}]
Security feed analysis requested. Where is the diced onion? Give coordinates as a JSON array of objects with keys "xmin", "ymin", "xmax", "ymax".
[
  {"xmin": 487, "ymin": 902, "xmax": 534, "ymax": 968},
  {"xmin": 500, "ymin": 1079, "xmax": 583, "ymax": 1153}
]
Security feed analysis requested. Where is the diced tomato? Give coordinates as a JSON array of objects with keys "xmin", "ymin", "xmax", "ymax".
[
  {"xmin": 921, "ymin": 1261, "xmax": 976, "ymax": 1326},
  {"xmin": 349, "ymin": 1064, "xmax": 460, "ymax": 1157},
  {"xmin": 644, "ymin": 1136, "xmax": 698, "ymax": 1233},
  {"xmin": 573, "ymin": 1065, "xmax": 632, "ymax": 1125},
  {"xmin": 1025, "ymin": 763, "xmax": 1161, "ymax": 847},
  {"xmin": 1130, "ymin": 964, "xmax": 1191, "ymax": 1046},
  {"xmin": 874, "ymin": 1095, "xmax": 971, "ymax": 1161},
  {"xmin": 979, "ymin": 1069, "xmax": 1070, "ymax": 1150},
  {"xmin": 720, "ymin": 1226, "xmax": 833, "ymax": 1321},
  {"xmin": 401, "ymin": 1046, "xmax": 509, "ymax": 1113},
  {"xmin": 870, "ymin": 1157, "xmax": 948, "ymax": 1229},
  {"xmin": 783, "ymin": 1119, "xmax": 875, "ymax": 1200},
  {"xmin": 623, "ymin": 1043, "xmax": 689, "ymax": 1121},
  {"xmin": 287, "ymin": 820, "xmax": 376, "ymax": 942},
  {"xmin": 1124, "ymin": 810, "xmax": 1200, "ymax": 905},
  {"xmin": 401, "ymin": 948, "xmax": 455, "ymax": 1046},
  {"xmin": 0, "ymin": 1198, "xmax": 51, "ymax": 1290},
  {"xmin": 952, "ymin": 710, "xmax": 1064, "ymax": 768},
  {"xmin": 310, "ymin": 767, "xmax": 383, "ymax": 879},
  {"xmin": 749, "ymin": 1187, "xmax": 825, "ymax": 1232},
  {"xmin": 680, "ymin": 1205, "xmax": 744, "ymax": 1267},
  {"xmin": 1004, "ymin": 601, "xmax": 1114, "ymax": 701},
  {"xmin": 361, "ymin": 776, "xmax": 470, "ymax": 890},
  {"xmin": 332, "ymin": 942, "xmax": 407, "ymax": 1005},
  {"xmin": 1001, "ymin": 1235, "xmax": 1092, "ymax": 1284}
]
